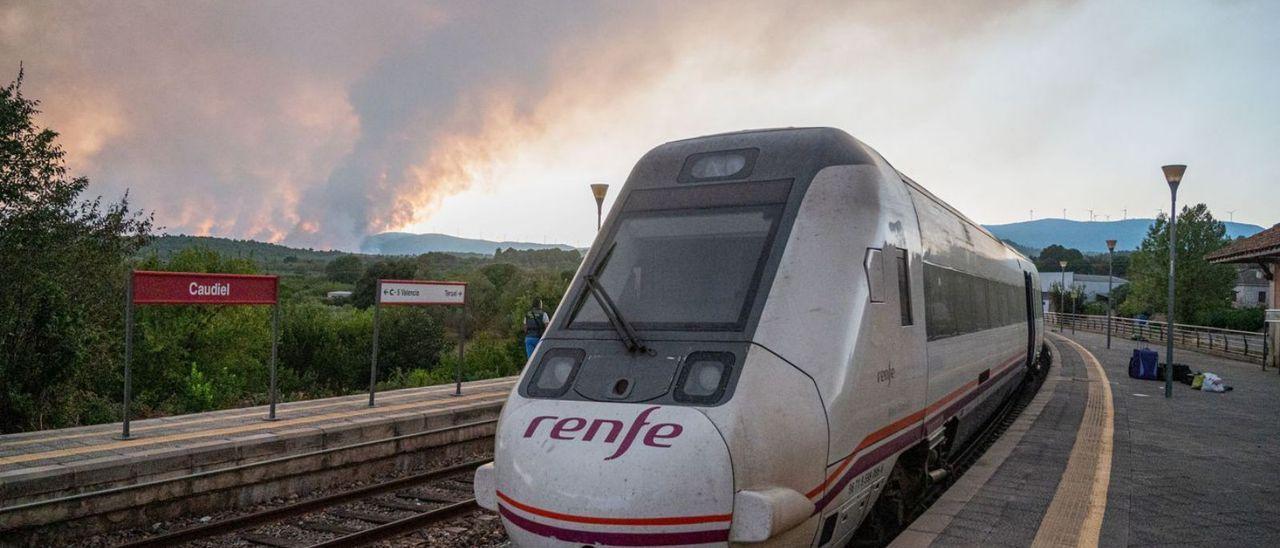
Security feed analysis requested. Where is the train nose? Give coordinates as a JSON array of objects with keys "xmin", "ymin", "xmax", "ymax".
[{"xmin": 477, "ymin": 401, "xmax": 734, "ymax": 547}]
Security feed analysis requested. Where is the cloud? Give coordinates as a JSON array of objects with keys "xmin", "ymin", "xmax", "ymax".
[{"xmin": 4, "ymin": 0, "xmax": 1275, "ymax": 249}]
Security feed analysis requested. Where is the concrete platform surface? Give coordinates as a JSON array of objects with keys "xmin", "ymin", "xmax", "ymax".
[
  {"xmin": 0, "ymin": 377, "xmax": 515, "ymax": 511},
  {"xmin": 893, "ymin": 329, "xmax": 1280, "ymax": 547}
]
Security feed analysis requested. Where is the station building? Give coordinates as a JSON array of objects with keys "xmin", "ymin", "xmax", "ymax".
[{"xmin": 1207, "ymin": 223, "xmax": 1280, "ymax": 368}]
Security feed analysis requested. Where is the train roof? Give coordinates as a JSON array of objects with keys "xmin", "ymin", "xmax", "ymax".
[
  {"xmin": 626, "ymin": 127, "xmax": 877, "ymax": 191},
  {"xmin": 631, "ymin": 127, "xmax": 1030, "ymax": 263}
]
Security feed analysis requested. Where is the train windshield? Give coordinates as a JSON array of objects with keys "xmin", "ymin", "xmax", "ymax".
[{"xmin": 569, "ymin": 204, "xmax": 783, "ymax": 332}]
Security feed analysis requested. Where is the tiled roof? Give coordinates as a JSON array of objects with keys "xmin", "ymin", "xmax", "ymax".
[{"xmin": 1206, "ymin": 223, "xmax": 1280, "ymax": 263}]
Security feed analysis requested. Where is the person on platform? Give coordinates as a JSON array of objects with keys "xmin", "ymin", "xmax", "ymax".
[{"xmin": 524, "ymin": 298, "xmax": 550, "ymax": 358}]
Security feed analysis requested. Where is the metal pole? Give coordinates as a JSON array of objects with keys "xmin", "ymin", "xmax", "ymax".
[
  {"xmin": 266, "ymin": 302, "xmax": 279, "ymax": 420},
  {"xmin": 369, "ymin": 280, "xmax": 381, "ymax": 407},
  {"xmin": 454, "ymin": 305, "xmax": 465, "ymax": 397},
  {"xmin": 1060, "ymin": 271, "xmax": 1066, "ymax": 332},
  {"xmin": 120, "ymin": 271, "xmax": 134, "ymax": 440},
  {"xmin": 1070, "ymin": 287, "xmax": 1077, "ymax": 334},
  {"xmin": 1263, "ymin": 323, "xmax": 1269, "ymax": 371},
  {"xmin": 1165, "ymin": 191, "xmax": 1177, "ymax": 398},
  {"xmin": 1107, "ymin": 248, "xmax": 1114, "ymax": 349}
]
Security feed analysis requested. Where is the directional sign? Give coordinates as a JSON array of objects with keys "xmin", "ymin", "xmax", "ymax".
[
  {"xmin": 132, "ymin": 271, "xmax": 279, "ymax": 305},
  {"xmin": 378, "ymin": 280, "xmax": 466, "ymax": 306}
]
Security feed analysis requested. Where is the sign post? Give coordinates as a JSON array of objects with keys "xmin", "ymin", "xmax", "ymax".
[
  {"xmin": 121, "ymin": 271, "xmax": 280, "ymax": 438},
  {"xmin": 120, "ymin": 275, "xmax": 134, "ymax": 440},
  {"xmin": 369, "ymin": 280, "xmax": 467, "ymax": 406}
]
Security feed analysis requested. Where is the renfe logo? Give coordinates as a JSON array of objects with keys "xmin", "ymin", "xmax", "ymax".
[{"xmin": 522, "ymin": 406, "xmax": 683, "ymax": 461}]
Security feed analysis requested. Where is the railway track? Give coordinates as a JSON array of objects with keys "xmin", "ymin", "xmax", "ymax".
[{"xmin": 118, "ymin": 458, "xmax": 491, "ymax": 548}]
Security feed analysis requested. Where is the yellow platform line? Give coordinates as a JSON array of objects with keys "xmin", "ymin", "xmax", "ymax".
[
  {"xmin": 1032, "ymin": 333, "xmax": 1114, "ymax": 548},
  {"xmin": 0, "ymin": 389, "xmax": 508, "ymax": 468},
  {"xmin": 0, "ymin": 377, "xmax": 516, "ymax": 449}
]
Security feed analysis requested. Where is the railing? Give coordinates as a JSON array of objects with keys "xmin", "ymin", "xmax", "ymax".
[{"xmin": 1046, "ymin": 312, "xmax": 1267, "ymax": 365}]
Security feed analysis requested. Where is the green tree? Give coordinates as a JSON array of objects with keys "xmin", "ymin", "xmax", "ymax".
[
  {"xmin": 352, "ymin": 258, "xmax": 417, "ymax": 308},
  {"xmin": 1125, "ymin": 204, "xmax": 1235, "ymax": 322},
  {"xmin": 1034, "ymin": 244, "xmax": 1091, "ymax": 273},
  {"xmin": 325, "ymin": 254, "xmax": 364, "ymax": 284},
  {"xmin": 0, "ymin": 68, "xmax": 153, "ymax": 432}
]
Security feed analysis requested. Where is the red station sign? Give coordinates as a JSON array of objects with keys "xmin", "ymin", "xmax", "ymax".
[{"xmin": 132, "ymin": 271, "xmax": 279, "ymax": 305}]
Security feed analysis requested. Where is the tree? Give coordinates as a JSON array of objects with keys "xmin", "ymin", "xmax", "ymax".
[
  {"xmin": 352, "ymin": 258, "xmax": 418, "ymax": 308},
  {"xmin": 1124, "ymin": 204, "xmax": 1235, "ymax": 322},
  {"xmin": 0, "ymin": 68, "xmax": 153, "ymax": 432},
  {"xmin": 1034, "ymin": 244, "xmax": 1091, "ymax": 274},
  {"xmin": 325, "ymin": 254, "xmax": 363, "ymax": 283}
]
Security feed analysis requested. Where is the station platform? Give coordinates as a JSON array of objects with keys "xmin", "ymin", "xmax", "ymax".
[
  {"xmin": 0, "ymin": 377, "xmax": 516, "ymax": 541},
  {"xmin": 891, "ymin": 330, "xmax": 1280, "ymax": 547}
]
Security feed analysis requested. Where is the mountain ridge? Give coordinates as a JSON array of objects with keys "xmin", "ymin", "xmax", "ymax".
[
  {"xmin": 360, "ymin": 232, "xmax": 579, "ymax": 255},
  {"xmin": 983, "ymin": 218, "xmax": 1265, "ymax": 253}
]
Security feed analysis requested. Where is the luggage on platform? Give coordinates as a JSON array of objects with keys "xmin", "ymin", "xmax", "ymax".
[{"xmin": 1129, "ymin": 348, "xmax": 1159, "ymax": 380}]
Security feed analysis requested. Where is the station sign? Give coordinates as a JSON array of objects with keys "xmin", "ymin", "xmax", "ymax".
[
  {"xmin": 377, "ymin": 280, "xmax": 466, "ymax": 306},
  {"xmin": 132, "ymin": 271, "xmax": 279, "ymax": 305}
]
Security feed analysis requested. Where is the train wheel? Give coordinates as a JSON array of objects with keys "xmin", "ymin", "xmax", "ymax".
[{"xmin": 851, "ymin": 447, "xmax": 927, "ymax": 546}]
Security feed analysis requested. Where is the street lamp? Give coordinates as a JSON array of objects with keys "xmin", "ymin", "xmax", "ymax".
[
  {"xmin": 1106, "ymin": 239, "xmax": 1117, "ymax": 349},
  {"xmin": 1059, "ymin": 260, "xmax": 1068, "ymax": 332},
  {"xmin": 590, "ymin": 183, "xmax": 609, "ymax": 231},
  {"xmin": 1161, "ymin": 164, "xmax": 1186, "ymax": 399}
]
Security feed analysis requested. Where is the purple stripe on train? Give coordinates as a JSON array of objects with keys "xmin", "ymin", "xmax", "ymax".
[{"xmin": 499, "ymin": 505, "xmax": 731, "ymax": 546}]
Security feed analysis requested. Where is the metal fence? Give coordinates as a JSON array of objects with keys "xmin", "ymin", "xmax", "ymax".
[{"xmin": 1046, "ymin": 312, "xmax": 1268, "ymax": 365}]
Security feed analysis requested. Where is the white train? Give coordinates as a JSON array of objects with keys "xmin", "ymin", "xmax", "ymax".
[{"xmin": 474, "ymin": 127, "xmax": 1044, "ymax": 547}]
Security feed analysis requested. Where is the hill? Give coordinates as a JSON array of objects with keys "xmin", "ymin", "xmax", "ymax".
[
  {"xmin": 984, "ymin": 219, "xmax": 1265, "ymax": 253},
  {"xmin": 360, "ymin": 232, "xmax": 578, "ymax": 255}
]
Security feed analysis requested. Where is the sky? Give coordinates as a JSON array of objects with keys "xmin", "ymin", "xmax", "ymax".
[{"xmin": 2, "ymin": 0, "xmax": 1277, "ymax": 250}]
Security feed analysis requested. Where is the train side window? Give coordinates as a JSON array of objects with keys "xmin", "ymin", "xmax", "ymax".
[{"xmin": 896, "ymin": 249, "xmax": 913, "ymax": 326}]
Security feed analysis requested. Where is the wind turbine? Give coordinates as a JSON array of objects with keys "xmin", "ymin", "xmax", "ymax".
[{"xmin": 1226, "ymin": 210, "xmax": 1236, "ymax": 222}]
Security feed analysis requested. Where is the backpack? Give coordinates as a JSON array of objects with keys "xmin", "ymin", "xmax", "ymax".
[{"xmin": 524, "ymin": 309, "xmax": 546, "ymax": 337}]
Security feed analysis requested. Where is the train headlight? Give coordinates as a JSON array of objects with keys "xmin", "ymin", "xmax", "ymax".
[
  {"xmin": 674, "ymin": 351, "xmax": 734, "ymax": 404},
  {"xmin": 527, "ymin": 348, "xmax": 585, "ymax": 398},
  {"xmin": 678, "ymin": 148, "xmax": 758, "ymax": 182}
]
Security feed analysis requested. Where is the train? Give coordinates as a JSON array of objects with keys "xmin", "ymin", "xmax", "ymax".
[{"xmin": 473, "ymin": 127, "xmax": 1045, "ymax": 547}]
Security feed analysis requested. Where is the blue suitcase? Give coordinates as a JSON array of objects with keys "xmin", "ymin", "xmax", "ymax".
[{"xmin": 1129, "ymin": 348, "xmax": 1159, "ymax": 380}]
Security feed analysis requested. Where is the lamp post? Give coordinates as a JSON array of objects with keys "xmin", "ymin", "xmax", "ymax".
[
  {"xmin": 590, "ymin": 183, "xmax": 609, "ymax": 231},
  {"xmin": 1106, "ymin": 239, "xmax": 1116, "ymax": 348},
  {"xmin": 1161, "ymin": 164, "xmax": 1186, "ymax": 399},
  {"xmin": 1059, "ymin": 260, "xmax": 1068, "ymax": 332}
]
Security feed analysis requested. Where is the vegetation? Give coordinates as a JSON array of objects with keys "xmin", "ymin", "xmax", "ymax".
[
  {"xmin": 0, "ymin": 72, "xmax": 579, "ymax": 433},
  {"xmin": 1033, "ymin": 243, "xmax": 1130, "ymax": 277},
  {"xmin": 1, "ymin": 69, "xmax": 154, "ymax": 431},
  {"xmin": 1121, "ymin": 204, "xmax": 1236, "ymax": 324}
]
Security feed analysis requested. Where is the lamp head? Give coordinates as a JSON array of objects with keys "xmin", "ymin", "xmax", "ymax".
[
  {"xmin": 1161, "ymin": 164, "xmax": 1186, "ymax": 191},
  {"xmin": 590, "ymin": 183, "xmax": 609, "ymax": 203},
  {"xmin": 1106, "ymin": 239, "xmax": 1117, "ymax": 252}
]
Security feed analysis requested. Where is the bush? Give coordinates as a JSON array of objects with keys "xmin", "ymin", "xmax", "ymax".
[{"xmin": 1196, "ymin": 307, "xmax": 1265, "ymax": 332}]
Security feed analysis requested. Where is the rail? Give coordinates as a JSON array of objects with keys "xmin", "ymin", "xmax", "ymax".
[{"xmin": 1046, "ymin": 312, "xmax": 1267, "ymax": 365}]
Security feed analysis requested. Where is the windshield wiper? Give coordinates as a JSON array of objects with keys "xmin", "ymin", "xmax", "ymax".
[{"xmin": 583, "ymin": 274, "xmax": 649, "ymax": 354}]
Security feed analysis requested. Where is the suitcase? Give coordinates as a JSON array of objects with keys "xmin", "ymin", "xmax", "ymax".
[{"xmin": 1129, "ymin": 348, "xmax": 1159, "ymax": 380}]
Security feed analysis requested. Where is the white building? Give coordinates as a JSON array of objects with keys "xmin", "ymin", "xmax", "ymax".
[
  {"xmin": 1041, "ymin": 271, "xmax": 1128, "ymax": 302},
  {"xmin": 1232, "ymin": 266, "xmax": 1269, "ymax": 308}
]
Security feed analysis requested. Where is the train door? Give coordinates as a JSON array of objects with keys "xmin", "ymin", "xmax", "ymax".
[{"xmin": 1024, "ymin": 271, "xmax": 1035, "ymax": 366}]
